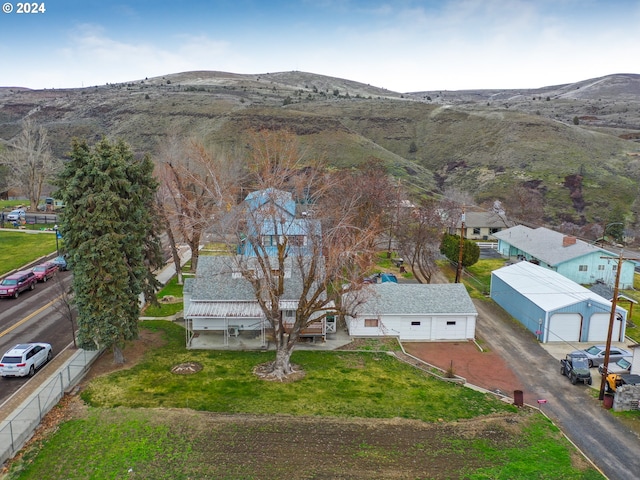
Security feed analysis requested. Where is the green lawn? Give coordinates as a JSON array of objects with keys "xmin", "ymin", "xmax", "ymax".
[
  {"xmin": 6, "ymin": 320, "xmax": 603, "ymax": 480},
  {"xmin": 0, "ymin": 231, "xmax": 57, "ymax": 275}
]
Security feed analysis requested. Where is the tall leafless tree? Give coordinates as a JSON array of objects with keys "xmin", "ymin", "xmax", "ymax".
[
  {"xmin": 218, "ymin": 131, "xmax": 385, "ymax": 380},
  {"xmin": 155, "ymin": 135, "xmax": 243, "ymax": 274},
  {"xmin": 0, "ymin": 118, "xmax": 61, "ymax": 210},
  {"xmin": 395, "ymin": 199, "xmax": 446, "ymax": 283}
]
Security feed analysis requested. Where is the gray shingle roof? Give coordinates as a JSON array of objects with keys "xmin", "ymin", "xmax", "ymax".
[
  {"xmin": 350, "ymin": 283, "xmax": 477, "ymax": 316},
  {"xmin": 190, "ymin": 255, "xmax": 310, "ymax": 302},
  {"xmin": 493, "ymin": 225, "xmax": 612, "ymax": 266}
]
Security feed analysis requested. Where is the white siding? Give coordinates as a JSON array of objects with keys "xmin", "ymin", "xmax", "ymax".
[
  {"xmin": 432, "ymin": 317, "xmax": 468, "ymax": 340},
  {"xmin": 347, "ymin": 314, "xmax": 475, "ymax": 341},
  {"xmin": 547, "ymin": 313, "xmax": 581, "ymax": 342}
]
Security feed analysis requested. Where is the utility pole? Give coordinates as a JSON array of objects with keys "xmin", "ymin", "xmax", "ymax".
[
  {"xmin": 455, "ymin": 207, "xmax": 465, "ymax": 283},
  {"xmin": 598, "ymin": 250, "xmax": 638, "ymax": 401},
  {"xmin": 387, "ymin": 179, "xmax": 401, "ymax": 258}
]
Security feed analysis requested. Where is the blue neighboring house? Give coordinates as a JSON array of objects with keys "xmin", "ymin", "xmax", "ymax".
[
  {"xmin": 493, "ymin": 225, "xmax": 635, "ymax": 289},
  {"xmin": 237, "ymin": 188, "xmax": 320, "ymax": 257}
]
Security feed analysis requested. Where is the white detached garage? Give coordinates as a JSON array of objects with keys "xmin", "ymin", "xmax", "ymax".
[
  {"xmin": 344, "ymin": 283, "xmax": 477, "ymax": 341},
  {"xmin": 490, "ymin": 261, "xmax": 627, "ymax": 343}
]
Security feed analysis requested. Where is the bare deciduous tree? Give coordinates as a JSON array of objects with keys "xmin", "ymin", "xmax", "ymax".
[
  {"xmin": 218, "ymin": 130, "xmax": 385, "ymax": 380},
  {"xmin": 156, "ymin": 136, "xmax": 242, "ymax": 274},
  {"xmin": 0, "ymin": 118, "xmax": 61, "ymax": 210},
  {"xmin": 396, "ymin": 199, "xmax": 446, "ymax": 283}
]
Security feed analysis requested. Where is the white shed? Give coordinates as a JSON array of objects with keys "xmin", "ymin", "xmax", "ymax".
[{"xmin": 344, "ymin": 283, "xmax": 477, "ymax": 341}]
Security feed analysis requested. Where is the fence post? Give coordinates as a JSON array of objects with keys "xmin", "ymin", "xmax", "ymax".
[
  {"xmin": 37, "ymin": 395, "xmax": 42, "ymax": 422},
  {"xmin": 9, "ymin": 421, "xmax": 14, "ymax": 453}
]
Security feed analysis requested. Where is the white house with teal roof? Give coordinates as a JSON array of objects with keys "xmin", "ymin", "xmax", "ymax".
[{"xmin": 493, "ymin": 225, "xmax": 635, "ymax": 289}]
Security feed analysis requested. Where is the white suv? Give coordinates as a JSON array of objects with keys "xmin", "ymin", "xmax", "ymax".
[{"xmin": 0, "ymin": 343, "xmax": 52, "ymax": 377}]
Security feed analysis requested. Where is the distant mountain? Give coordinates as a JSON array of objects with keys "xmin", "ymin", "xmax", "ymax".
[{"xmin": 1, "ymin": 71, "xmax": 639, "ymax": 232}]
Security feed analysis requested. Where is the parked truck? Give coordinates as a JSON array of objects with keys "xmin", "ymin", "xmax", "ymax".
[{"xmin": 604, "ymin": 373, "xmax": 640, "ymax": 393}]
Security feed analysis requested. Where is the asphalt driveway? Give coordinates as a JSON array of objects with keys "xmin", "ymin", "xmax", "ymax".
[{"xmin": 471, "ymin": 298, "xmax": 640, "ymax": 480}]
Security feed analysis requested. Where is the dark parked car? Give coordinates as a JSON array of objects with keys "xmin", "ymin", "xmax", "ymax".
[
  {"xmin": 0, "ymin": 270, "xmax": 37, "ymax": 299},
  {"xmin": 51, "ymin": 255, "xmax": 68, "ymax": 271},
  {"xmin": 32, "ymin": 261, "xmax": 59, "ymax": 282}
]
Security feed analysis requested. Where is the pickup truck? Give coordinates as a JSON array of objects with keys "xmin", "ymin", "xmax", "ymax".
[
  {"xmin": 604, "ymin": 373, "xmax": 640, "ymax": 393},
  {"xmin": 560, "ymin": 352, "xmax": 592, "ymax": 385}
]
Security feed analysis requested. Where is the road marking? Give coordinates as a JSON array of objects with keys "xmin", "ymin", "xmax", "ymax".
[{"xmin": 0, "ymin": 296, "xmax": 62, "ymax": 338}]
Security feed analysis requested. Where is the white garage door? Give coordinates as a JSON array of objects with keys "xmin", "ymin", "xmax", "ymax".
[
  {"xmin": 433, "ymin": 317, "xmax": 467, "ymax": 340},
  {"xmin": 587, "ymin": 313, "xmax": 622, "ymax": 342},
  {"xmin": 547, "ymin": 313, "xmax": 581, "ymax": 342}
]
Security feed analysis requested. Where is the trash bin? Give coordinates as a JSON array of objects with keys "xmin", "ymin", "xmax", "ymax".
[
  {"xmin": 603, "ymin": 394, "xmax": 614, "ymax": 410},
  {"xmin": 513, "ymin": 390, "xmax": 524, "ymax": 407}
]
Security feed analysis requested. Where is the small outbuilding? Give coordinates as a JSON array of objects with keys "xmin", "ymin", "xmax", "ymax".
[
  {"xmin": 491, "ymin": 261, "xmax": 627, "ymax": 343},
  {"xmin": 344, "ymin": 283, "xmax": 477, "ymax": 341}
]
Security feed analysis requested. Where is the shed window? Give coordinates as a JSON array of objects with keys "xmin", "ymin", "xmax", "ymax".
[
  {"xmin": 364, "ymin": 318, "xmax": 379, "ymax": 328},
  {"xmin": 578, "ymin": 265, "xmax": 588, "ymax": 272},
  {"xmin": 598, "ymin": 265, "xmax": 605, "ymax": 271},
  {"xmin": 411, "ymin": 321, "xmax": 421, "ymax": 326},
  {"xmin": 446, "ymin": 321, "xmax": 456, "ymax": 326}
]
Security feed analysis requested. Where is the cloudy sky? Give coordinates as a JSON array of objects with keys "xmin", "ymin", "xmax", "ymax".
[{"xmin": 1, "ymin": 0, "xmax": 638, "ymax": 92}]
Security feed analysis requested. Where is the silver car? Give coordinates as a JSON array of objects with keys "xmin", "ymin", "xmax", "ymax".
[
  {"xmin": 598, "ymin": 357, "xmax": 632, "ymax": 376},
  {"xmin": 0, "ymin": 343, "xmax": 52, "ymax": 377},
  {"xmin": 574, "ymin": 345, "xmax": 632, "ymax": 368}
]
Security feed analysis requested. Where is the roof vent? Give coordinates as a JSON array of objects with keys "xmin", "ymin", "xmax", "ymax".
[{"xmin": 562, "ymin": 236, "xmax": 577, "ymax": 247}]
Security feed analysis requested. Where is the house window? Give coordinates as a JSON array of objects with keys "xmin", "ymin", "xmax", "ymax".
[
  {"xmin": 598, "ymin": 265, "xmax": 605, "ymax": 271},
  {"xmin": 288, "ymin": 235, "xmax": 307, "ymax": 246},
  {"xmin": 364, "ymin": 318, "xmax": 379, "ymax": 328},
  {"xmin": 261, "ymin": 235, "xmax": 277, "ymax": 246},
  {"xmin": 285, "ymin": 310, "xmax": 295, "ymax": 318},
  {"xmin": 613, "ymin": 264, "xmax": 617, "ymax": 272},
  {"xmin": 578, "ymin": 265, "xmax": 588, "ymax": 272},
  {"xmin": 446, "ymin": 321, "xmax": 456, "ymax": 326},
  {"xmin": 472, "ymin": 227, "xmax": 481, "ymax": 235},
  {"xmin": 411, "ymin": 321, "xmax": 421, "ymax": 326},
  {"xmin": 489, "ymin": 228, "xmax": 500, "ymax": 234}
]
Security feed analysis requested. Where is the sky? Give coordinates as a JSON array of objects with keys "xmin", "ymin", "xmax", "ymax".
[{"xmin": 1, "ymin": 0, "xmax": 639, "ymax": 92}]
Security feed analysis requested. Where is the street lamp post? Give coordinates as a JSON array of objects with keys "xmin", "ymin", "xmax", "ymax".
[{"xmin": 54, "ymin": 224, "xmax": 59, "ymax": 256}]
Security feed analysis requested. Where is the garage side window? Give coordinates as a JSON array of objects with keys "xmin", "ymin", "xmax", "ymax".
[
  {"xmin": 364, "ymin": 318, "xmax": 379, "ymax": 327},
  {"xmin": 578, "ymin": 265, "xmax": 588, "ymax": 271}
]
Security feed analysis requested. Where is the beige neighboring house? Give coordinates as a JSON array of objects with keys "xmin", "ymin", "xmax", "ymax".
[{"xmin": 450, "ymin": 211, "xmax": 512, "ymax": 241}]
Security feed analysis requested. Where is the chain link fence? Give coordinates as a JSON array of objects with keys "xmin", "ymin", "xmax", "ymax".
[{"xmin": 0, "ymin": 348, "xmax": 103, "ymax": 464}]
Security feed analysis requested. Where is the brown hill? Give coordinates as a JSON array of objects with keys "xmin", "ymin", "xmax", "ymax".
[{"xmin": 1, "ymin": 71, "xmax": 639, "ymax": 231}]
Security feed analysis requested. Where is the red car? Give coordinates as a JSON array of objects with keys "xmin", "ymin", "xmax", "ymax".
[
  {"xmin": 32, "ymin": 262, "xmax": 58, "ymax": 282},
  {"xmin": 0, "ymin": 270, "xmax": 37, "ymax": 299}
]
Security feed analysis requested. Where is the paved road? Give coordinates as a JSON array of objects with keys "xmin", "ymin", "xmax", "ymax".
[
  {"xmin": 473, "ymin": 298, "xmax": 640, "ymax": 480},
  {"xmin": 0, "ymin": 271, "xmax": 75, "ymax": 405}
]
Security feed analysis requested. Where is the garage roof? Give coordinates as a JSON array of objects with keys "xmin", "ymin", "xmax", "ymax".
[
  {"xmin": 349, "ymin": 283, "xmax": 477, "ymax": 316},
  {"xmin": 491, "ymin": 261, "xmax": 613, "ymax": 311}
]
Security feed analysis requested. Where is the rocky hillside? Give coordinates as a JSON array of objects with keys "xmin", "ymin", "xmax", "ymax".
[{"xmin": 1, "ymin": 71, "xmax": 639, "ymax": 232}]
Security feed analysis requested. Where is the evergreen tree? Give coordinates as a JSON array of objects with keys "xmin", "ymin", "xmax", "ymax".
[
  {"xmin": 55, "ymin": 138, "xmax": 162, "ymax": 363},
  {"xmin": 440, "ymin": 233, "xmax": 480, "ymax": 267}
]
